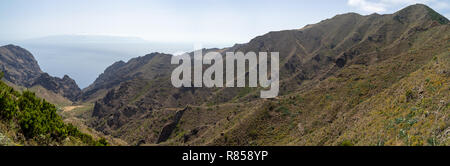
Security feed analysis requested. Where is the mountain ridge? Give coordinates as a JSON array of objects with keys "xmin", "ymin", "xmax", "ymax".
[
  {"xmin": 1, "ymin": 4, "xmax": 447, "ymax": 146},
  {"xmin": 0, "ymin": 44, "xmax": 81, "ymax": 102},
  {"xmin": 82, "ymin": 4, "xmax": 449, "ymax": 145}
]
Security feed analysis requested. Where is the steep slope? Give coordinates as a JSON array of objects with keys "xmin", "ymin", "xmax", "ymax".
[
  {"xmin": 81, "ymin": 53, "xmax": 174, "ymax": 102},
  {"xmin": 0, "ymin": 44, "xmax": 43, "ymax": 87},
  {"xmin": 0, "ymin": 77, "xmax": 107, "ymax": 146},
  {"xmin": 85, "ymin": 4, "xmax": 449, "ymax": 145},
  {"xmin": 333, "ymin": 49, "xmax": 449, "ymax": 146},
  {"xmin": 31, "ymin": 73, "xmax": 81, "ymax": 101},
  {"xmin": 0, "ymin": 45, "xmax": 81, "ymax": 102},
  {"xmin": 209, "ymin": 23, "xmax": 449, "ymax": 146}
]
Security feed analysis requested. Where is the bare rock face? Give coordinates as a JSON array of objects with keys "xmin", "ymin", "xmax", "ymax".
[
  {"xmin": 0, "ymin": 44, "xmax": 43, "ymax": 86},
  {"xmin": 157, "ymin": 107, "xmax": 189, "ymax": 143},
  {"xmin": 83, "ymin": 4, "xmax": 450, "ymax": 145},
  {"xmin": 81, "ymin": 53, "xmax": 172, "ymax": 101},
  {"xmin": 0, "ymin": 44, "xmax": 81, "ymax": 102},
  {"xmin": 31, "ymin": 73, "xmax": 81, "ymax": 101}
]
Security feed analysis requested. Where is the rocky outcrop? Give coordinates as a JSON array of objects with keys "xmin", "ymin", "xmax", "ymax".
[
  {"xmin": 86, "ymin": 4, "xmax": 450, "ymax": 144},
  {"xmin": 0, "ymin": 44, "xmax": 81, "ymax": 102},
  {"xmin": 31, "ymin": 73, "xmax": 81, "ymax": 101},
  {"xmin": 0, "ymin": 44, "xmax": 43, "ymax": 86},
  {"xmin": 81, "ymin": 53, "xmax": 172, "ymax": 101},
  {"xmin": 156, "ymin": 107, "xmax": 189, "ymax": 143}
]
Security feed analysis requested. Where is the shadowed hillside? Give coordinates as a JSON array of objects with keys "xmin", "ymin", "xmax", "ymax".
[
  {"xmin": 0, "ymin": 45, "xmax": 82, "ymax": 101},
  {"xmin": 1, "ymin": 4, "xmax": 447, "ymax": 146},
  {"xmin": 0, "ymin": 73, "xmax": 107, "ymax": 146},
  {"xmin": 79, "ymin": 4, "xmax": 449, "ymax": 145}
]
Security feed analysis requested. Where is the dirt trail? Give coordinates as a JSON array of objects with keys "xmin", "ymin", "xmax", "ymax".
[{"xmin": 62, "ymin": 105, "xmax": 83, "ymax": 112}]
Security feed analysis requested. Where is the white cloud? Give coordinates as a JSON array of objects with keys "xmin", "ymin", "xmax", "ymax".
[
  {"xmin": 347, "ymin": 0, "xmax": 450, "ymax": 13},
  {"xmin": 348, "ymin": 0, "xmax": 387, "ymax": 13}
]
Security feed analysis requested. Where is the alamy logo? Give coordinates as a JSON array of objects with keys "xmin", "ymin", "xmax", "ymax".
[{"xmin": 171, "ymin": 48, "xmax": 279, "ymax": 98}]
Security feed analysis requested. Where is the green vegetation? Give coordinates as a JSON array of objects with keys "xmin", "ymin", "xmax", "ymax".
[
  {"xmin": 66, "ymin": 5, "xmax": 449, "ymax": 146},
  {"xmin": 0, "ymin": 74, "xmax": 107, "ymax": 146},
  {"xmin": 208, "ymin": 22, "xmax": 449, "ymax": 146},
  {"xmin": 340, "ymin": 140, "xmax": 354, "ymax": 146},
  {"xmin": 426, "ymin": 7, "xmax": 449, "ymax": 24}
]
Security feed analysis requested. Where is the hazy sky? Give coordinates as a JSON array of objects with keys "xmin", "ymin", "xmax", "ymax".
[
  {"xmin": 1, "ymin": 0, "xmax": 449, "ymax": 88},
  {"xmin": 1, "ymin": 0, "xmax": 449, "ymax": 44}
]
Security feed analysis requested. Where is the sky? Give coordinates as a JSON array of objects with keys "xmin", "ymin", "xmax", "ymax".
[
  {"xmin": 1, "ymin": 0, "xmax": 448, "ymax": 44},
  {"xmin": 0, "ymin": 0, "xmax": 449, "ymax": 88}
]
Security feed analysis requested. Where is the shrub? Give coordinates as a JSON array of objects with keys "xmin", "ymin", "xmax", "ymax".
[
  {"xmin": 405, "ymin": 90, "xmax": 415, "ymax": 101},
  {"xmin": 0, "ymin": 80, "xmax": 107, "ymax": 145},
  {"xmin": 340, "ymin": 140, "xmax": 354, "ymax": 146}
]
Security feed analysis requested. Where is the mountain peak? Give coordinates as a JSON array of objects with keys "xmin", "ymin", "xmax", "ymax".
[
  {"xmin": 1, "ymin": 44, "xmax": 36, "ymax": 58},
  {"xmin": 0, "ymin": 44, "xmax": 81, "ymax": 101},
  {"xmin": 402, "ymin": 3, "xmax": 429, "ymax": 10},
  {"xmin": 62, "ymin": 74, "xmax": 71, "ymax": 80},
  {"xmin": 32, "ymin": 72, "xmax": 81, "ymax": 101},
  {"xmin": 3, "ymin": 44, "xmax": 20, "ymax": 49},
  {"xmin": 395, "ymin": 4, "xmax": 449, "ymax": 24},
  {"xmin": 0, "ymin": 44, "xmax": 43, "ymax": 86}
]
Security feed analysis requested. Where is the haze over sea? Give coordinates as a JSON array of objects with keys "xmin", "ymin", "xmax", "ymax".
[{"xmin": 2, "ymin": 35, "xmax": 230, "ymax": 88}]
